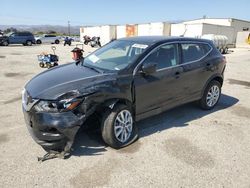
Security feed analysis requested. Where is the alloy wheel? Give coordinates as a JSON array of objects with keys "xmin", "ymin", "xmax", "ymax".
[
  {"xmin": 206, "ymin": 85, "xmax": 220, "ymax": 107},
  {"xmin": 114, "ymin": 110, "xmax": 133, "ymax": 143}
]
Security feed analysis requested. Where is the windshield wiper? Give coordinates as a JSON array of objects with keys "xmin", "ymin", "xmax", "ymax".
[{"xmin": 82, "ymin": 64, "xmax": 103, "ymax": 74}]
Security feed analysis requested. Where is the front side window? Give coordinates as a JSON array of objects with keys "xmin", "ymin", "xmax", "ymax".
[
  {"xmin": 181, "ymin": 43, "xmax": 211, "ymax": 63},
  {"xmin": 143, "ymin": 44, "xmax": 178, "ymax": 70},
  {"xmin": 83, "ymin": 40, "xmax": 149, "ymax": 71}
]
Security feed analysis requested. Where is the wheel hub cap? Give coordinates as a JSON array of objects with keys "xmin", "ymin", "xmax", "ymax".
[
  {"xmin": 114, "ymin": 110, "xmax": 133, "ymax": 143},
  {"xmin": 206, "ymin": 85, "xmax": 220, "ymax": 107}
]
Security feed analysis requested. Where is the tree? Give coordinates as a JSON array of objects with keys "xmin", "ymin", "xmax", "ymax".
[
  {"xmin": 4, "ymin": 27, "xmax": 18, "ymax": 33},
  {"xmin": 48, "ymin": 30, "xmax": 56, "ymax": 34}
]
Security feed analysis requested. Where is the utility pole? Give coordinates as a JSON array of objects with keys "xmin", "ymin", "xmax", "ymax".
[{"xmin": 68, "ymin": 21, "xmax": 70, "ymax": 36}]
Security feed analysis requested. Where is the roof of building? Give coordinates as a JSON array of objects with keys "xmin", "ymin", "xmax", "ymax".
[{"xmin": 183, "ymin": 17, "xmax": 250, "ymax": 23}]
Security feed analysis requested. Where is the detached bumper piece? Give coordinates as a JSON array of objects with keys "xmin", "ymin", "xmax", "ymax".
[
  {"xmin": 37, "ymin": 150, "xmax": 71, "ymax": 162},
  {"xmin": 23, "ymin": 108, "xmax": 85, "ymax": 161}
]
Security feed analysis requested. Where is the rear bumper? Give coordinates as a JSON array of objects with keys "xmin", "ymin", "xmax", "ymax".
[{"xmin": 23, "ymin": 107, "xmax": 86, "ymax": 152}]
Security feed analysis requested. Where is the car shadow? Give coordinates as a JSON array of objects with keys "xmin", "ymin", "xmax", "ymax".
[{"xmin": 71, "ymin": 94, "xmax": 238, "ymax": 156}]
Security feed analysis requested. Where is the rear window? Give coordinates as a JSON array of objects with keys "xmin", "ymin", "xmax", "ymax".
[
  {"xmin": 45, "ymin": 35, "xmax": 56, "ymax": 37},
  {"xmin": 181, "ymin": 43, "xmax": 211, "ymax": 63}
]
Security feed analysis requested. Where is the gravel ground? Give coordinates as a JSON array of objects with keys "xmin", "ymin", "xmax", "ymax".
[{"xmin": 0, "ymin": 43, "xmax": 249, "ymax": 188}]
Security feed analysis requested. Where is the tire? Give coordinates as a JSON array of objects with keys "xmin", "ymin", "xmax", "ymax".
[
  {"xmin": 101, "ymin": 104, "xmax": 138, "ymax": 149},
  {"xmin": 84, "ymin": 41, "xmax": 88, "ymax": 45},
  {"xmin": 39, "ymin": 62, "xmax": 45, "ymax": 68},
  {"xmin": 26, "ymin": 40, "xmax": 32, "ymax": 46},
  {"xmin": 54, "ymin": 62, "xmax": 58, "ymax": 66},
  {"xmin": 36, "ymin": 40, "xmax": 42, "ymax": 44},
  {"xmin": 199, "ymin": 80, "xmax": 221, "ymax": 110},
  {"xmin": 45, "ymin": 62, "xmax": 51, "ymax": 68},
  {"xmin": 55, "ymin": 40, "xmax": 59, "ymax": 44},
  {"xmin": 3, "ymin": 41, "xmax": 9, "ymax": 46},
  {"xmin": 223, "ymin": 47, "xmax": 228, "ymax": 54},
  {"xmin": 219, "ymin": 48, "xmax": 224, "ymax": 54}
]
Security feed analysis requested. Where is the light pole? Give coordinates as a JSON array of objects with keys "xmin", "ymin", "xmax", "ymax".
[{"xmin": 68, "ymin": 21, "xmax": 70, "ymax": 36}]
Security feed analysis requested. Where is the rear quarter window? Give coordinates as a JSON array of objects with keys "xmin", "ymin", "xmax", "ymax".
[{"xmin": 181, "ymin": 43, "xmax": 212, "ymax": 63}]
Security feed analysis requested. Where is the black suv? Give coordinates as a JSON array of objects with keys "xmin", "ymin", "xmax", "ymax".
[
  {"xmin": 0, "ymin": 31, "xmax": 35, "ymax": 46},
  {"xmin": 22, "ymin": 36, "xmax": 226, "ymax": 155}
]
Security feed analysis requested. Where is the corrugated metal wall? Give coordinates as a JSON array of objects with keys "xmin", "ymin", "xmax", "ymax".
[{"xmin": 80, "ymin": 22, "xmax": 171, "ymax": 45}]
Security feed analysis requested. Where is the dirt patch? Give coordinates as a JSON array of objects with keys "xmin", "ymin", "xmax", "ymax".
[
  {"xmin": 165, "ymin": 137, "xmax": 215, "ymax": 168},
  {"xmin": 231, "ymin": 105, "xmax": 250, "ymax": 119},
  {"xmin": 0, "ymin": 134, "xmax": 9, "ymax": 144},
  {"xmin": 0, "ymin": 55, "xmax": 5, "ymax": 58},
  {"xmin": 4, "ymin": 72, "xmax": 32, "ymax": 78},
  {"xmin": 228, "ymin": 79, "xmax": 250, "ymax": 88},
  {"xmin": 70, "ymin": 159, "xmax": 117, "ymax": 188},
  {"xmin": 3, "ymin": 96, "xmax": 21, "ymax": 104},
  {"xmin": 118, "ymin": 141, "xmax": 141, "ymax": 154}
]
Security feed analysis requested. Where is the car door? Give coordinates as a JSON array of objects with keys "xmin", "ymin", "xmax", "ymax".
[
  {"xmin": 43, "ymin": 35, "xmax": 49, "ymax": 43},
  {"xmin": 178, "ymin": 42, "xmax": 214, "ymax": 101},
  {"xmin": 134, "ymin": 43, "xmax": 185, "ymax": 118},
  {"xmin": 8, "ymin": 33, "xmax": 18, "ymax": 44}
]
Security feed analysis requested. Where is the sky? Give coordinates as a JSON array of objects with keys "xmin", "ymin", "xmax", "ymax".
[{"xmin": 1, "ymin": 0, "xmax": 250, "ymax": 26}]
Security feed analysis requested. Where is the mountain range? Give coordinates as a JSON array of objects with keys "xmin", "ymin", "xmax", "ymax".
[{"xmin": 0, "ymin": 25, "xmax": 81, "ymax": 35}]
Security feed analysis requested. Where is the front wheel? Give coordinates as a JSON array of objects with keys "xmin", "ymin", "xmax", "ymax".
[
  {"xmin": 26, "ymin": 40, "xmax": 32, "ymax": 46},
  {"xmin": 39, "ymin": 62, "xmax": 45, "ymax": 68},
  {"xmin": 55, "ymin": 40, "xmax": 59, "ymax": 44},
  {"xmin": 101, "ymin": 104, "xmax": 138, "ymax": 149},
  {"xmin": 3, "ymin": 41, "xmax": 9, "ymax": 46},
  {"xmin": 199, "ymin": 80, "xmax": 221, "ymax": 110}
]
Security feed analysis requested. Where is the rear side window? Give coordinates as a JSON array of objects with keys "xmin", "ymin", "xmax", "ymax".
[
  {"xmin": 19, "ymin": 32, "xmax": 32, "ymax": 36},
  {"xmin": 181, "ymin": 43, "xmax": 211, "ymax": 63},
  {"xmin": 143, "ymin": 44, "xmax": 178, "ymax": 70}
]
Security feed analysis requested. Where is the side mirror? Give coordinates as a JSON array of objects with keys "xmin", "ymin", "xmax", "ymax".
[{"xmin": 141, "ymin": 62, "xmax": 157, "ymax": 75}]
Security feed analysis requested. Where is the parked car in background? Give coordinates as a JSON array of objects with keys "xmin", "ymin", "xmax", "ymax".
[
  {"xmin": 0, "ymin": 31, "xmax": 35, "ymax": 46},
  {"xmin": 35, "ymin": 34, "xmax": 61, "ymax": 44},
  {"xmin": 22, "ymin": 36, "xmax": 226, "ymax": 156}
]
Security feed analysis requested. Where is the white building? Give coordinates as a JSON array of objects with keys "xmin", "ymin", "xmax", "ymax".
[
  {"xmin": 80, "ymin": 22, "xmax": 171, "ymax": 45},
  {"xmin": 171, "ymin": 18, "xmax": 250, "ymax": 45}
]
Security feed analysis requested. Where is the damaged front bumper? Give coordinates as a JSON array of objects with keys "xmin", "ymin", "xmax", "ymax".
[{"xmin": 23, "ymin": 107, "xmax": 86, "ymax": 153}]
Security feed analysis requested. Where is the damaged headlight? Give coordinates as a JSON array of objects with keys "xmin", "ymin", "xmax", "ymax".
[{"xmin": 34, "ymin": 90, "xmax": 83, "ymax": 113}]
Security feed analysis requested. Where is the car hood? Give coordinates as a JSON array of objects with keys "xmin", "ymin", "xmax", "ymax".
[{"xmin": 25, "ymin": 63, "xmax": 115, "ymax": 100}]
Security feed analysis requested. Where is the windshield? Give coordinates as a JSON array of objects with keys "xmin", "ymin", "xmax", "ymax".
[
  {"xmin": 5, "ymin": 32, "xmax": 13, "ymax": 37},
  {"xmin": 83, "ymin": 40, "xmax": 149, "ymax": 71}
]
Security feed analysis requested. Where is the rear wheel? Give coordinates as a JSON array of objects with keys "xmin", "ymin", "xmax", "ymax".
[
  {"xmin": 55, "ymin": 40, "xmax": 59, "ymax": 44},
  {"xmin": 199, "ymin": 80, "xmax": 221, "ymax": 110},
  {"xmin": 101, "ymin": 104, "xmax": 138, "ymax": 149},
  {"xmin": 223, "ymin": 47, "xmax": 228, "ymax": 54},
  {"xmin": 45, "ymin": 62, "xmax": 51, "ymax": 68},
  {"xmin": 36, "ymin": 40, "xmax": 42, "ymax": 44},
  {"xmin": 219, "ymin": 48, "xmax": 224, "ymax": 54}
]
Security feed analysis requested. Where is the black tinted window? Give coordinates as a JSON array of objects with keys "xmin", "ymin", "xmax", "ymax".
[
  {"xmin": 181, "ymin": 43, "xmax": 211, "ymax": 63},
  {"xmin": 143, "ymin": 44, "xmax": 178, "ymax": 70},
  {"xmin": 18, "ymin": 32, "xmax": 32, "ymax": 36}
]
